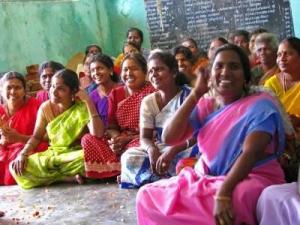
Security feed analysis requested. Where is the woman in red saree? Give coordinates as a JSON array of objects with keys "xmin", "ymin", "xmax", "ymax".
[
  {"xmin": 83, "ymin": 53, "xmax": 155, "ymax": 179},
  {"xmin": 0, "ymin": 71, "xmax": 47, "ymax": 185}
]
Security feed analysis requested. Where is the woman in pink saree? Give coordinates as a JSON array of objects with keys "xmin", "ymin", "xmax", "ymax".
[{"xmin": 136, "ymin": 44, "xmax": 286, "ymax": 225}]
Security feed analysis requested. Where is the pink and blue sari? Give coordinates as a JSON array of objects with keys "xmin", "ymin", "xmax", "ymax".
[{"xmin": 136, "ymin": 92, "xmax": 286, "ymax": 225}]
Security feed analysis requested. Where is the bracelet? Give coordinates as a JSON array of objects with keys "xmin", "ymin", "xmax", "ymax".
[
  {"xmin": 25, "ymin": 142, "xmax": 34, "ymax": 148},
  {"xmin": 214, "ymin": 195, "xmax": 231, "ymax": 202},
  {"xmin": 20, "ymin": 151, "xmax": 29, "ymax": 157},
  {"xmin": 282, "ymin": 152, "xmax": 292, "ymax": 161},
  {"xmin": 146, "ymin": 144, "xmax": 155, "ymax": 152},
  {"xmin": 186, "ymin": 140, "xmax": 190, "ymax": 149},
  {"xmin": 90, "ymin": 113, "xmax": 99, "ymax": 119}
]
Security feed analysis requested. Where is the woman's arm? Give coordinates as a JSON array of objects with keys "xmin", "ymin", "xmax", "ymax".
[
  {"xmin": 75, "ymin": 90, "xmax": 104, "ymax": 138},
  {"xmin": 11, "ymin": 105, "xmax": 48, "ymax": 175},
  {"xmin": 140, "ymin": 128, "xmax": 161, "ymax": 174},
  {"xmin": 214, "ymin": 131, "xmax": 272, "ymax": 225},
  {"xmin": 162, "ymin": 69, "xmax": 209, "ymax": 145}
]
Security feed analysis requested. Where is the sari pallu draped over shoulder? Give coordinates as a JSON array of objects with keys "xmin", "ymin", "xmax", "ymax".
[
  {"xmin": 193, "ymin": 92, "xmax": 285, "ymax": 176},
  {"xmin": 10, "ymin": 101, "xmax": 89, "ymax": 189},
  {"xmin": 136, "ymin": 92, "xmax": 286, "ymax": 225},
  {"xmin": 0, "ymin": 97, "xmax": 47, "ymax": 185},
  {"xmin": 265, "ymin": 75, "xmax": 300, "ymax": 139}
]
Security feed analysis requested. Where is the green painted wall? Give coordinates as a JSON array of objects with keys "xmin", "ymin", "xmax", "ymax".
[
  {"xmin": 0, "ymin": 0, "xmax": 149, "ymax": 74},
  {"xmin": 104, "ymin": 0, "xmax": 150, "ymax": 52},
  {"xmin": 0, "ymin": 0, "xmax": 298, "ymax": 74}
]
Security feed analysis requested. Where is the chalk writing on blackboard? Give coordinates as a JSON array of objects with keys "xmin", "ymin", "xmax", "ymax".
[{"xmin": 145, "ymin": 0, "xmax": 294, "ymax": 50}]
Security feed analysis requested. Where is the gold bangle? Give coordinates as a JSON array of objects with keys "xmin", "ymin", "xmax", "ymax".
[
  {"xmin": 20, "ymin": 151, "xmax": 29, "ymax": 157},
  {"xmin": 186, "ymin": 140, "xmax": 190, "ymax": 149},
  {"xmin": 282, "ymin": 152, "xmax": 292, "ymax": 161},
  {"xmin": 90, "ymin": 113, "xmax": 99, "ymax": 119},
  {"xmin": 214, "ymin": 195, "xmax": 231, "ymax": 202},
  {"xmin": 146, "ymin": 145, "xmax": 155, "ymax": 152}
]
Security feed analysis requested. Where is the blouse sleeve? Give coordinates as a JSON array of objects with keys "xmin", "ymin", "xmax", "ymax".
[{"xmin": 139, "ymin": 94, "xmax": 156, "ymax": 129}]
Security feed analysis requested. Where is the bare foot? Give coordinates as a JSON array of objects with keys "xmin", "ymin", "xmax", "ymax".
[
  {"xmin": 0, "ymin": 211, "xmax": 5, "ymax": 217},
  {"xmin": 75, "ymin": 174, "xmax": 85, "ymax": 185}
]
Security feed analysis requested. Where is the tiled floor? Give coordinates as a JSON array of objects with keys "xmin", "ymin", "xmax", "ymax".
[{"xmin": 0, "ymin": 181, "xmax": 138, "ymax": 225}]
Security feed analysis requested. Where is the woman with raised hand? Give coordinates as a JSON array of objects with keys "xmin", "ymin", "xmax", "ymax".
[
  {"xmin": 10, "ymin": 69, "xmax": 104, "ymax": 189},
  {"xmin": 0, "ymin": 72, "xmax": 47, "ymax": 185},
  {"xmin": 136, "ymin": 44, "xmax": 286, "ymax": 225}
]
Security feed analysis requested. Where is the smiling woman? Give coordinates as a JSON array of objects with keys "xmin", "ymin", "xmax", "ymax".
[
  {"xmin": 9, "ymin": 69, "xmax": 108, "ymax": 189},
  {"xmin": 81, "ymin": 53, "xmax": 155, "ymax": 179},
  {"xmin": 0, "ymin": 71, "xmax": 47, "ymax": 185},
  {"xmin": 89, "ymin": 54, "xmax": 119, "ymax": 127},
  {"xmin": 120, "ymin": 50, "xmax": 195, "ymax": 189},
  {"xmin": 136, "ymin": 44, "xmax": 287, "ymax": 225}
]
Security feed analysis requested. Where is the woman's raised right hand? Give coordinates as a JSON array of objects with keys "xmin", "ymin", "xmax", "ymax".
[
  {"xmin": 11, "ymin": 152, "xmax": 28, "ymax": 176},
  {"xmin": 194, "ymin": 68, "xmax": 210, "ymax": 97}
]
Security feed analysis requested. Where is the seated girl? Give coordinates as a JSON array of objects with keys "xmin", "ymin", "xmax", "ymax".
[
  {"xmin": 120, "ymin": 50, "xmax": 197, "ymax": 188},
  {"xmin": 89, "ymin": 54, "xmax": 119, "ymax": 127},
  {"xmin": 0, "ymin": 72, "xmax": 47, "ymax": 185},
  {"xmin": 10, "ymin": 69, "xmax": 105, "ymax": 189},
  {"xmin": 82, "ymin": 53, "xmax": 155, "ymax": 179}
]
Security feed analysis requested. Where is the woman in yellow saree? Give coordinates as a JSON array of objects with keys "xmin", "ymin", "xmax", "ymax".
[
  {"xmin": 10, "ymin": 69, "xmax": 104, "ymax": 189},
  {"xmin": 264, "ymin": 37, "xmax": 300, "ymax": 139}
]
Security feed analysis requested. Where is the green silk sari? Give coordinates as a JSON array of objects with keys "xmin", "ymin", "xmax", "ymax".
[{"xmin": 12, "ymin": 102, "xmax": 89, "ymax": 189}]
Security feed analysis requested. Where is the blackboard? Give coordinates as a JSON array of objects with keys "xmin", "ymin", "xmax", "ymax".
[{"xmin": 145, "ymin": 0, "xmax": 294, "ymax": 50}]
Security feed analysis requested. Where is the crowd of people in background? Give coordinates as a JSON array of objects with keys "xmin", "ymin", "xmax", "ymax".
[{"xmin": 0, "ymin": 26, "xmax": 299, "ymax": 225}]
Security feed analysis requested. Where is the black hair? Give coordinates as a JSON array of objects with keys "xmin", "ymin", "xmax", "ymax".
[
  {"xmin": 126, "ymin": 27, "xmax": 144, "ymax": 44},
  {"xmin": 123, "ymin": 41, "xmax": 141, "ymax": 53},
  {"xmin": 89, "ymin": 54, "xmax": 119, "ymax": 83},
  {"xmin": 148, "ymin": 50, "xmax": 189, "ymax": 86},
  {"xmin": 182, "ymin": 38, "xmax": 198, "ymax": 48},
  {"xmin": 213, "ymin": 44, "xmax": 251, "ymax": 84},
  {"xmin": 0, "ymin": 71, "xmax": 26, "ymax": 90},
  {"xmin": 250, "ymin": 28, "xmax": 268, "ymax": 37},
  {"xmin": 38, "ymin": 61, "xmax": 65, "ymax": 76},
  {"xmin": 53, "ymin": 69, "xmax": 79, "ymax": 94},
  {"xmin": 121, "ymin": 52, "xmax": 147, "ymax": 74},
  {"xmin": 173, "ymin": 45, "xmax": 194, "ymax": 62},
  {"xmin": 233, "ymin": 30, "xmax": 250, "ymax": 42},
  {"xmin": 282, "ymin": 37, "xmax": 300, "ymax": 55},
  {"xmin": 85, "ymin": 44, "xmax": 102, "ymax": 56},
  {"xmin": 213, "ymin": 37, "xmax": 228, "ymax": 45}
]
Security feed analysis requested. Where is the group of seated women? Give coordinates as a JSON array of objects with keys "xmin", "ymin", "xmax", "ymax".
[{"xmin": 0, "ymin": 28, "xmax": 300, "ymax": 224}]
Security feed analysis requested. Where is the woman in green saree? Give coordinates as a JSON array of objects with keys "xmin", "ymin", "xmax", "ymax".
[{"xmin": 10, "ymin": 69, "xmax": 104, "ymax": 189}]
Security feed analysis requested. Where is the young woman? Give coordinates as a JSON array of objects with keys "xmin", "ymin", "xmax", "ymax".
[
  {"xmin": 10, "ymin": 69, "xmax": 104, "ymax": 189},
  {"xmin": 120, "ymin": 50, "xmax": 195, "ymax": 188},
  {"xmin": 82, "ymin": 53, "xmax": 155, "ymax": 179},
  {"xmin": 136, "ymin": 44, "xmax": 286, "ymax": 225},
  {"xmin": 89, "ymin": 54, "xmax": 119, "ymax": 127}
]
